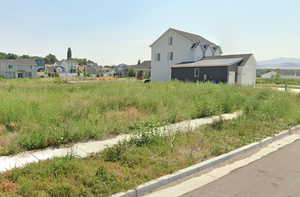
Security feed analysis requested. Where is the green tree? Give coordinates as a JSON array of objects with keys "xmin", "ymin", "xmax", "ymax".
[
  {"xmin": 67, "ymin": 48, "xmax": 72, "ymax": 60},
  {"xmin": 20, "ymin": 55, "xmax": 31, "ymax": 59},
  {"xmin": 44, "ymin": 54, "xmax": 58, "ymax": 64},
  {"xmin": 6, "ymin": 53, "xmax": 18, "ymax": 59},
  {"xmin": 72, "ymin": 58, "xmax": 97, "ymax": 66},
  {"xmin": 0, "ymin": 52, "xmax": 6, "ymax": 59}
]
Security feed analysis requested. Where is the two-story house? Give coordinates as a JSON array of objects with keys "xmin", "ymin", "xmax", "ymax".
[
  {"xmin": 54, "ymin": 60, "xmax": 79, "ymax": 73},
  {"xmin": 0, "ymin": 59, "xmax": 39, "ymax": 78},
  {"xmin": 150, "ymin": 28, "xmax": 222, "ymax": 82},
  {"xmin": 150, "ymin": 28, "xmax": 256, "ymax": 86}
]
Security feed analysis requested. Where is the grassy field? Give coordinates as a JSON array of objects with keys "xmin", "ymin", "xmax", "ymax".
[
  {"xmin": 0, "ymin": 81, "xmax": 300, "ymax": 197},
  {"xmin": 0, "ymin": 78, "xmax": 276, "ymax": 155},
  {"xmin": 257, "ymin": 78, "xmax": 300, "ymax": 85}
]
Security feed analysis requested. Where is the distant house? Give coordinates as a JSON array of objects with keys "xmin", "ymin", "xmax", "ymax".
[
  {"xmin": 133, "ymin": 60, "xmax": 151, "ymax": 78},
  {"xmin": 54, "ymin": 60, "xmax": 79, "ymax": 73},
  {"xmin": 102, "ymin": 67, "xmax": 116, "ymax": 77},
  {"xmin": 0, "ymin": 59, "xmax": 39, "ymax": 78},
  {"xmin": 114, "ymin": 64, "xmax": 129, "ymax": 77},
  {"xmin": 150, "ymin": 28, "xmax": 222, "ymax": 82},
  {"xmin": 171, "ymin": 54, "xmax": 257, "ymax": 86},
  {"xmin": 85, "ymin": 63, "xmax": 101, "ymax": 75},
  {"xmin": 260, "ymin": 71, "xmax": 277, "ymax": 79}
]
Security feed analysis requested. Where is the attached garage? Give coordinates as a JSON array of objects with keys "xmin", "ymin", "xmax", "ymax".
[
  {"xmin": 171, "ymin": 54, "xmax": 256, "ymax": 86},
  {"xmin": 171, "ymin": 66, "xmax": 229, "ymax": 83}
]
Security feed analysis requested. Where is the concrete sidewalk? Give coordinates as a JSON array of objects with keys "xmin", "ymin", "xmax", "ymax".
[
  {"xmin": 0, "ymin": 112, "xmax": 241, "ymax": 173},
  {"xmin": 182, "ymin": 139, "xmax": 300, "ymax": 197}
]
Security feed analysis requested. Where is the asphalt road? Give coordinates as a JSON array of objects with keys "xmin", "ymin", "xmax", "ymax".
[{"xmin": 182, "ymin": 140, "xmax": 300, "ymax": 197}]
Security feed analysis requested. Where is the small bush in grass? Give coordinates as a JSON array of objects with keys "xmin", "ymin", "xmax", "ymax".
[
  {"xmin": 210, "ymin": 118, "xmax": 225, "ymax": 130},
  {"xmin": 95, "ymin": 167, "xmax": 117, "ymax": 183},
  {"xmin": 103, "ymin": 142, "xmax": 128, "ymax": 162},
  {"xmin": 83, "ymin": 167, "xmax": 122, "ymax": 196},
  {"xmin": 17, "ymin": 131, "xmax": 48, "ymax": 150},
  {"xmin": 128, "ymin": 120, "xmax": 163, "ymax": 147},
  {"xmin": 103, "ymin": 120, "xmax": 164, "ymax": 165},
  {"xmin": 192, "ymin": 99, "xmax": 223, "ymax": 118},
  {"xmin": 48, "ymin": 184, "xmax": 75, "ymax": 197},
  {"xmin": 47, "ymin": 156, "xmax": 78, "ymax": 178}
]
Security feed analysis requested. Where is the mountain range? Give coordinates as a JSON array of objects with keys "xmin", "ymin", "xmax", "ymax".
[{"xmin": 258, "ymin": 58, "xmax": 300, "ymax": 69}]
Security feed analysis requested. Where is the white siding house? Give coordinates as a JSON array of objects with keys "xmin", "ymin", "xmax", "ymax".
[
  {"xmin": 0, "ymin": 59, "xmax": 38, "ymax": 78},
  {"xmin": 150, "ymin": 28, "xmax": 222, "ymax": 82}
]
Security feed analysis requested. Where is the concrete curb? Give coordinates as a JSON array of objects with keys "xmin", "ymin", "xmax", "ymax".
[{"xmin": 112, "ymin": 125, "xmax": 300, "ymax": 197}]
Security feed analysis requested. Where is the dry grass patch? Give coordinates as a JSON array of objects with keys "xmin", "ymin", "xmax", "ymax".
[
  {"xmin": 0, "ymin": 180, "xmax": 17, "ymax": 193},
  {"xmin": 105, "ymin": 107, "xmax": 145, "ymax": 120},
  {"xmin": 0, "ymin": 125, "xmax": 5, "ymax": 134}
]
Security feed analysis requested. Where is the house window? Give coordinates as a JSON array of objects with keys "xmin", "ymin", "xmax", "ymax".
[
  {"xmin": 194, "ymin": 68, "xmax": 200, "ymax": 77},
  {"xmin": 8, "ymin": 65, "xmax": 13, "ymax": 69},
  {"xmin": 156, "ymin": 53, "xmax": 161, "ymax": 61},
  {"xmin": 168, "ymin": 37, "xmax": 173, "ymax": 45},
  {"xmin": 169, "ymin": 52, "xmax": 174, "ymax": 61}
]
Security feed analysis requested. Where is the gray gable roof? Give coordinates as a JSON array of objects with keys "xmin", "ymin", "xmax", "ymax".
[
  {"xmin": 0, "ymin": 59, "xmax": 38, "ymax": 66},
  {"xmin": 173, "ymin": 54, "xmax": 253, "ymax": 68},
  {"xmin": 132, "ymin": 60, "xmax": 151, "ymax": 71},
  {"xmin": 150, "ymin": 28, "xmax": 221, "ymax": 51},
  {"xmin": 170, "ymin": 28, "xmax": 218, "ymax": 47},
  {"xmin": 203, "ymin": 54, "xmax": 253, "ymax": 67}
]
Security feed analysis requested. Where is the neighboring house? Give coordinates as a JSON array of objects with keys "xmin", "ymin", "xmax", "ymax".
[
  {"xmin": 85, "ymin": 63, "xmax": 102, "ymax": 75},
  {"xmin": 54, "ymin": 60, "xmax": 79, "ymax": 73},
  {"xmin": 260, "ymin": 71, "xmax": 278, "ymax": 79},
  {"xmin": 171, "ymin": 54, "xmax": 256, "ymax": 86},
  {"xmin": 102, "ymin": 67, "xmax": 116, "ymax": 77},
  {"xmin": 114, "ymin": 64, "xmax": 129, "ymax": 77},
  {"xmin": 0, "ymin": 59, "xmax": 38, "ymax": 78},
  {"xmin": 35, "ymin": 58, "xmax": 46, "ymax": 72},
  {"xmin": 133, "ymin": 60, "xmax": 151, "ymax": 78},
  {"xmin": 78, "ymin": 63, "xmax": 102, "ymax": 77},
  {"xmin": 150, "ymin": 28, "xmax": 222, "ymax": 82}
]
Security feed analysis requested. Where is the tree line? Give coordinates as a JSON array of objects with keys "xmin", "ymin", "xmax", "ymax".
[{"xmin": 0, "ymin": 52, "xmax": 96, "ymax": 65}]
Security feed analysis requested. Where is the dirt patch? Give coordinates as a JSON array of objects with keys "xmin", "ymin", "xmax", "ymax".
[
  {"xmin": 0, "ymin": 125, "xmax": 5, "ymax": 134},
  {"xmin": 0, "ymin": 180, "xmax": 17, "ymax": 193},
  {"xmin": 0, "ymin": 133, "xmax": 18, "ymax": 147},
  {"xmin": 106, "ymin": 107, "xmax": 145, "ymax": 119}
]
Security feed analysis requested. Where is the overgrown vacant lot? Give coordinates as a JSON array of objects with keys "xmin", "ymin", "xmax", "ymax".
[
  {"xmin": 0, "ymin": 82, "xmax": 300, "ymax": 197},
  {"xmin": 0, "ymin": 78, "xmax": 299, "ymax": 156}
]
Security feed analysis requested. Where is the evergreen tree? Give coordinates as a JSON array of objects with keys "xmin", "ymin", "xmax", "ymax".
[{"xmin": 67, "ymin": 48, "xmax": 72, "ymax": 60}]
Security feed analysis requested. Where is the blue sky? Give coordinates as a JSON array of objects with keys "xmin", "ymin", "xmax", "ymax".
[{"xmin": 0, "ymin": 0, "xmax": 299, "ymax": 65}]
